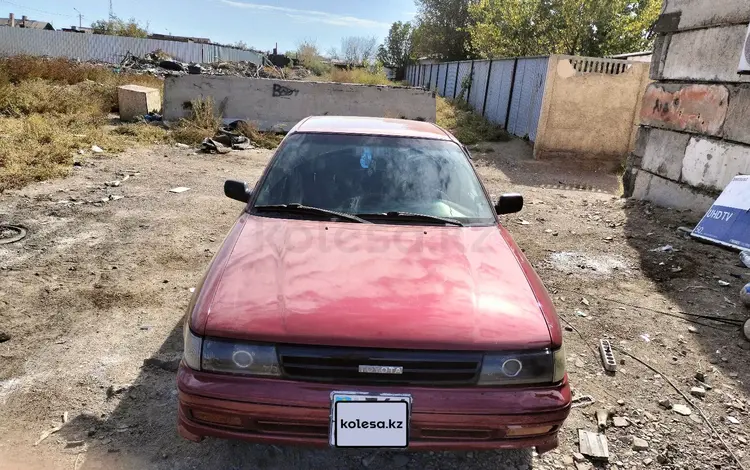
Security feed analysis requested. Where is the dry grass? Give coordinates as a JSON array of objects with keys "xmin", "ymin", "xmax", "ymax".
[
  {"xmin": 235, "ymin": 121, "xmax": 284, "ymax": 149},
  {"xmin": 172, "ymin": 97, "xmax": 222, "ymax": 145},
  {"xmin": 321, "ymin": 68, "xmax": 393, "ymax": 86},
  {"xmin": 436, "ymin": 96, "xmax": 510, "ymax": 145},
  {"xmin": 0, "ymin": 56, "xmax": 168, "ymax": 192}
]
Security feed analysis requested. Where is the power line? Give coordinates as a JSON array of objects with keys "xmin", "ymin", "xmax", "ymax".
[{"xmin": 0, "ymin": 0, "xmax": 78, "ymax": 18}]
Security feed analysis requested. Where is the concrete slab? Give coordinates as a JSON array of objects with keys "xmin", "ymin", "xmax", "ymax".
[
  {"xmin": 640, "ymin": 83, "xmax": 729, "ymax": 136},
  {"xmin": 661, "ymin": 25, "xmax": 750, "ymax": 83},
  {"xmin": 118, "ymin": 84, "xmax": 161, "ymax": 122},
  {"xmin": 632, "ymin": 170, "xmax": 715, "ymax": 213},
  {"xmin": 723, "ymin": 86, "xmax": 750, "ymax": 145},
  {"xmin": 682, "ymin": 137, "xmax": 750, "ymax": 190},
  {"xmin": 162, "ymin": 76, "xmax": 436, "ymax": 132},
  {"xmin": 664, "ymin": 0, "xmax": 750, "ymax": 31},
  {"xmin": 641, "ymin": 128, "xmax": 690, "ymax": 181}
]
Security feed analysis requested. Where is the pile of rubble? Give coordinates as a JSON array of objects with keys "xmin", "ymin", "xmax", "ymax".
[{"xmin": 115, "ymin": 50, "xmax": 312, "ymax": 80}]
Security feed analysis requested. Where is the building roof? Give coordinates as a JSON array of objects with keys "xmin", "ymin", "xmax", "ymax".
[
  {"xmin": 0, "ymin": 17, "xmax": 54, "ymax": 30},
  {"xmin": 293, "ymin": 116, "xmax": 453, "ymax": 141}
]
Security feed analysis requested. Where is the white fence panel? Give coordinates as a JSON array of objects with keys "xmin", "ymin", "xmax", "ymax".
[{"xmin": 0, "ymin": 28, "xmax": 262, "ymax": 65}]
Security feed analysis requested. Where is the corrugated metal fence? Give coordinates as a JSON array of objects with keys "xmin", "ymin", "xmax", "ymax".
[
  {"xmin": 0, "ymin": 27, "xmax": 263, "ymax": 65},
  {"xmin": 405, "ymin": 57, "xmax": 550, "ymax": 141}
]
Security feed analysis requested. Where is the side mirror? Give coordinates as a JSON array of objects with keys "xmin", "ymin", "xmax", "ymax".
[
  {"xmin": 224, "ymin": 180, "xmax": 251, "ymax": 203},
  {"xmin": 495, "ymin": 193, "xmax": 523, "ymax": 215}
]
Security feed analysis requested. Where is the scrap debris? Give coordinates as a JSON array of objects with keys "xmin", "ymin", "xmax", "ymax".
[
  {"xmin": 578, "ymin": 429, "xmax": 609, "ymax": 460},
  {"xmin": 116, "ymin": 50, "xmax": 312, "ymax": 80},
  {"xmin": 599, "ymin": 339, "xmax": 617, "ymax": 372}
]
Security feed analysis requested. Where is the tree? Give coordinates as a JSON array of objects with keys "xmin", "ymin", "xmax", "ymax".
[
  {"xmin": 233, "ymin": 41, "xmax": 251, "ymax": 51},
  {"xmin": 294, "ymin": 39, "xmax": 331, "ymax": 75},
  {"xmin": 377, "ymin": 22, "xmax": 413, "ymax": 79},
  {"xmin": 91, "ymin": 16, "xmax": 148, "ymax": 38},
  {"xmin": 467, "ymin": 0, "xmax": 662, "ymax": 59},
  {"xmin": 340, "ymin": 36, "xmax": 378, "ymax": 65},
  {"xmin": 412, "ymin": 0, "xmax": 476, "ymax": 61}
]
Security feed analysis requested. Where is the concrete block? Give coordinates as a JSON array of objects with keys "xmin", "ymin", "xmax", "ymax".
[
  {"xmin": 723, "ymin": 86, "xmax": 750, "ymax": 145},
  {"xmin": 640, "ymin": 83, "xmax": 729, "ymax": 136},
  {"xmin": 641, "ymin": 128, "xmax": 690, "ymax": 181},
  {"xmin": 661, "ymin": 25, "xmax": 750, "ymax": 83},
  {"xmin": 632, "ymin": 126, "xmax": 650, "ymax": 158},
  {"xmin": 632, "ymin": 169, "xmax": 715, "ymax": 213},
  {"xmin": 664, "ymin": 0, "xmax": 750, "ymax": 31},
  {"xmin": 163, "ymin": 76, "xmax": 437, "ymax": 132},
  {"xmin": 118, "ymin": 85, "xmax": 161, "ymax": 122},
  {"xmin": 650, "ymin": 34, "xmax": 671, "ymax": 80},
  {"xmin": 681, "ymin": 137, "xmax": 750, "ymax": 190}
]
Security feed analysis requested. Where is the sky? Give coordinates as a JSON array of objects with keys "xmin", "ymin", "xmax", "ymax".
[{"xmin": 0, "ymin": 0, "xmax": 417, "ymax": 53}]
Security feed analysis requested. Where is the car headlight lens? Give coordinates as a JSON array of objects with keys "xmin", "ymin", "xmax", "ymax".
[
  {"xmin": 182, "ymin": 319, "xmax": 203, "ymax": 370},
  {"xmin": 553, "ymin": 345, "xmax": 566, "ymax": 383},
  {"xmin": 478, "ymin": 348, "xmax": 565, "ymax": 385},
  {"xmin": 201, "ymin": 338, "xmax": 281, "ymax": 377}
]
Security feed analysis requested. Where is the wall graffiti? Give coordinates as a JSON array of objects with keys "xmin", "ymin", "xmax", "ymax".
[{"xmin": 273, "ymin": 83, "xmax": 299, "ymax": 98}]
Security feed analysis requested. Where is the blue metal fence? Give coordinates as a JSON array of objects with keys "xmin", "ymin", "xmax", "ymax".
[{"xmin": 406, "ymin": 56, "xmax": 550, "ymax": 141}]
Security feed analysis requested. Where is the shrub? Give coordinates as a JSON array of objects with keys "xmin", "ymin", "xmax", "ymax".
[{"xmin": 436, "ymin": 97, "xmax": 510, "ymax": 145}]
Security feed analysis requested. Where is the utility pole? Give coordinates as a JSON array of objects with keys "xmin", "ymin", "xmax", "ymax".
[{"xmin": 73, "ymin": 8, "xmax": 82, "ymax": 28}]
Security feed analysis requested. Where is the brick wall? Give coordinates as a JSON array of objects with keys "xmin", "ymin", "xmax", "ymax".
[{"xmin": 624, "ymin": 0, "xmax": 750, "ymax": 212}]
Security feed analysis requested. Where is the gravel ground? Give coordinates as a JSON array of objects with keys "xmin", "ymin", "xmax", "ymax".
[{"xmin": 0, "ymin": 140, "xmax": 749, "ymax": 470}]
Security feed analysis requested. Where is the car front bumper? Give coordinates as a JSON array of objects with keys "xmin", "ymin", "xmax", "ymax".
[{"xmin": 176, "ymin": 363, "xmax": 571, "ymax": 453}]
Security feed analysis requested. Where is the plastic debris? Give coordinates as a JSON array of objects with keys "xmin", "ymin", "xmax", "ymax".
[
  {"xmin": 91, "ymin": 145, "xmax": 104, "ymax": 153},
  {"xmin": 599, "ymin": 339, "xmax": 617, "ymax": 372},
  {"xmin": 741, "ymin": 283, "xmax": 750, "ymax": 308},
  {"xmin": 576, "ymin": 310, "xmax": 588, "ymax": 318},
  {"xmin": 741, "ymin": 251, "xmax": 750, "ymax": 269},
  {"xmin": 169, "ymin": 187, "xmax": 190, "ymax": 193},
  {"xmin": 595, "ymin": 409, "xmax": 609, "ymax": 430},
  {"xmin": 650, "ymin": 245, "xmax": 674, "ymax": 252},
  {"xmin": 640, "ymin": 334, "xmax": 651, "ymax": 342},
  {"xmin": 718, "ymin": 280, "xmax": 731, "ymax": 287}
]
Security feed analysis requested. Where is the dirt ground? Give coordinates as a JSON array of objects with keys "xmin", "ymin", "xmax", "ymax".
[{"xmin": 1, "ymin": 138, "xmax": 749, "ymax": 470}]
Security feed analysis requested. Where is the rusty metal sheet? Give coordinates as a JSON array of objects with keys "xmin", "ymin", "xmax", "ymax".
[{"xmin": 640, "ymin": 84, "xmax": 729, "ymax": 135}]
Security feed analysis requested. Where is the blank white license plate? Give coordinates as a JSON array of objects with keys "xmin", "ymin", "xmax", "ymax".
[{"xmin": 329, "ymin": 392, "xmax": 412, "ymax": 448}]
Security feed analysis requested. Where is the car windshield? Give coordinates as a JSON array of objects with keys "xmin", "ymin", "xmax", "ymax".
[{"xmin": 252, "ymin": 132, "xmax": 496, "ymax": 226}]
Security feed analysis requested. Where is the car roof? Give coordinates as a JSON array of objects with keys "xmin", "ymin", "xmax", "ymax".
[{"xmin": 291, "ymin": 116, "xmax": 456, "ymax": 141}]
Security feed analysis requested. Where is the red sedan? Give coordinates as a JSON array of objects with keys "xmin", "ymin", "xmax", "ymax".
[{"xmin": 177, "ymin": 116, "xmax": 570, "ymax": 453}]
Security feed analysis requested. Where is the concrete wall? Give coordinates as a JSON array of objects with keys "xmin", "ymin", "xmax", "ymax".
[
  {"xmin": 163, "ymin": 75, "xmax": 436, "ymax": 132},
  {"xmin": 624, "ymin": 0, "xmax": 750, "ymax": 212},
  {"xmin": 533, "ymin": 55, "xmax": 650, "ymax": 161}
]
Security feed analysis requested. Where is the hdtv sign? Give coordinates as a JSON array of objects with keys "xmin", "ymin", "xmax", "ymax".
[{"xmin": 692, "ymin": 175, "xmax": 750, "ymax": 251}]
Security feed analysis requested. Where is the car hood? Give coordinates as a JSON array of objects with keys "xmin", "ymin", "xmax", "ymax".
[{"xmin": 198, "ymin": 214, "xmax": 553, "ymax": 351}]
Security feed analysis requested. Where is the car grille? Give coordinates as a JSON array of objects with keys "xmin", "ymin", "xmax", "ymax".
[{"xmin": 277, "ymin": 345, "xmax": 483, "ymax": 386}]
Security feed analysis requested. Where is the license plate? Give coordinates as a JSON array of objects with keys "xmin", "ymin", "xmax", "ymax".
[{"xmin": 329, "ymin": 391, "xmax": 412, "ymax": 448}]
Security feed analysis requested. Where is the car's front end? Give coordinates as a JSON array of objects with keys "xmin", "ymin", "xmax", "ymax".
[
  {"xmin": 177, "ymin": 322, "xmax": 570, "ymax": 452},
  {"xmin": 176, "ymin": 118, "xmax": 571, "ymax": 453}
]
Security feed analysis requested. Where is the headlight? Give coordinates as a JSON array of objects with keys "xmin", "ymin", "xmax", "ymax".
[
  {"xmin": 552, "ymin": 345, "xmax": 566, "ymax": 382},
  {"xmin": 201, "ymin": 338, "xmax": 281, "ymax": 377},
  {"xmin": 478, "ymin": 348, "xmax": 565, "ymax": 385},
  {"xmin": 183, "ymin": 319, "xmax": 203, "ymax": 370}
]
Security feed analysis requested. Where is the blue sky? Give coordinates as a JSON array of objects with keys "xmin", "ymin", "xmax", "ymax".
[{"xmin": 1, "ymin": 0, "xmax": 417, "ymax": 53}]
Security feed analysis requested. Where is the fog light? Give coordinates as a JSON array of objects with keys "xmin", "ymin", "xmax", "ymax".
[
  {"xmin": 505, "ymin": 425, "xmax": 554, "ymax": 437},
  {"xmin": 191, "ymin": 410, "xmax": 243, "ymax": 427}
]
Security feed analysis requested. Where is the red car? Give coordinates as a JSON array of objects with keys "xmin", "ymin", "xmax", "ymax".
[{"xmin": 177, "ymin": 116, "xmax": 570, "ymax": 453}]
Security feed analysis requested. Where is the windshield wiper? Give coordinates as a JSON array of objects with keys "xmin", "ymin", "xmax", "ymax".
[
  {"xmin": 356, "ymin": 211, "xmax": 464, "ymax": 227},
  {"xmin": 254, "ymin": 204, "xmax": 371, "ymax": 224}
]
